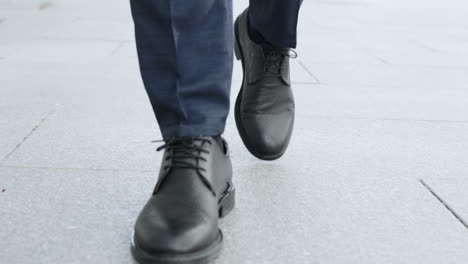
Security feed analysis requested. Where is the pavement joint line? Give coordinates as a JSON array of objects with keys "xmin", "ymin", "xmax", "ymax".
[
  {"xmin": 419, "ymin": 179, "xmax": 468, "ymax": 230},
  {"xmin": 372, "ymin": 55, "xmax": 392, "ymax": 65},
  {"xmin": 0, "ymin": 165, "xmax": 158, "ymax": 173},
  {"xmin": 409, "ymin": 39, "xmax": 440, "ymax": 53},
  {"xmin": 357, "ymin": 46, "xmax": 393, "ymax": 66},
  {"xmin": 110, "ymin": 41, "xmax": 127, "ymax": 56},
  {"xmin": 297, "ymin": 114, "xmax": 468, "ymax": 124},
  {"xmin": 1, "ymin": 109, "xmax": 56, "ymax": 164},
  {"xmin": 297, "ymin": 60, "xmax": 321, "ymax": 84}
]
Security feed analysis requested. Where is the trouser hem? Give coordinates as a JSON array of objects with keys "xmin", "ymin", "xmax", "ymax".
[{"xmin": 159, "ymin": 119, "xmax": 227, "ymax": 140}]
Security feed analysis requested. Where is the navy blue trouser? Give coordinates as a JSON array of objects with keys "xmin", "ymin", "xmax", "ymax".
[{"xmin": 130, "ymin": 0, "xmax": 302, "ymax": 139}]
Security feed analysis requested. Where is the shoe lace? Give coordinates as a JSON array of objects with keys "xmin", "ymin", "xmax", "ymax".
[
  {"xmin": 153, "ymin": 137, "xmax": 215, "ymax": 195},
  {"xmin": 263, "ymin": 48, "xmax": 297, "ymax": 77}
]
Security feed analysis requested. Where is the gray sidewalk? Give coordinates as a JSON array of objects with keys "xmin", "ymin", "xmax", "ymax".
[{"xmin": 1, "ymin": 0, "xmax": 468, "ymax": 263}]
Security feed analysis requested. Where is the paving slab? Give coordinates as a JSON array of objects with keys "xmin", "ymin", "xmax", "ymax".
[
  {"xmin": 1, "ymin": 0, "xmax": 468, "ymax": 263},
  {"xmin": 1, "ymin": 163, "xmax": 468, "ymax": 264},
  {"xmin": 0, "ymin": 167, "xmax": 150, "ymax": 264},
  {"xmin": 0, "ymin": 10, "xmax": 71, "ymax": 43},
  {"xmin": 42, "ymin": 18, "xmax": 133, "ymax": 42},
  {"xmin": 0, "ymin": 0, "xmax": 49, "ymax": 10},
  {"xmin": 1, "ymin": 77, "xmax": 159, "ymax": 170},
  {"xmin": 302, "ymin": 62, "xmax": 468, "ymax": 88},
  {"xmin": 292, "ymin": 83, "xmax": 468, "ymax": 122},
  {"xmin": 219, "ymin": 166, "xmax": 468, "ymax": 264},
  {"xmin": 0, "ymin": 39, "xmax": 120, "ymax": 65}
]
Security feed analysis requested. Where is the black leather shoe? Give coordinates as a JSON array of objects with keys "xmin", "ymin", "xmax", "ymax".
[
  {"xmin": 131, "ymin": 136, "xmax": 235, "ymax": 264},
  {"xmin": 234, "ymin": 9, "xmax": 296, "ymax": 161}
]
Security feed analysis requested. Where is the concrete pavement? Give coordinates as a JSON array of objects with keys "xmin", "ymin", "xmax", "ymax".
[{"xmin": 1, "ymin": 0, "xmax": 468, "ymax": 263}]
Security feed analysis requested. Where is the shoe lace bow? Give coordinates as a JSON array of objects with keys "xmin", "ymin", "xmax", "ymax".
[
  {"xmin": 263, "ymin": 48, "xmax": 297, "ymax": 77},
  {"xmin": 153, "ymin": 137, "xmax": 216, "ymax": 195}
]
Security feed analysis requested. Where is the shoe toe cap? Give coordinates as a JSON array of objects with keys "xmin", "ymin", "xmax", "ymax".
[
  {"xmin": 241, "ymin": 112, "xmax": 294, "ymax": 159},
  {"xmin": 133, "ymin": 197, "xmax": 218, "ymax": 254}
]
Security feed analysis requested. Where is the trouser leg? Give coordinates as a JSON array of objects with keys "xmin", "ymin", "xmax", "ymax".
[
  {"xmin": 130, "ymin": 0, "xmax": 234, "ymax": 139},
  {"xmin": 249, "ymin": 0, "xmax": 302, "ymax": 48}
]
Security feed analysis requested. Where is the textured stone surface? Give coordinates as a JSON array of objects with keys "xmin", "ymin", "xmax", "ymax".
[{"xmin": 1, "ymin": 0, "xmax": 468, "ymax": 263}]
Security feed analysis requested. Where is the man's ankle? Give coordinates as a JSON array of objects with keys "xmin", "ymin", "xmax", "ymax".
[{"xmin": 247, "ymin": 15, "xmax": 270, "ymax": 45}]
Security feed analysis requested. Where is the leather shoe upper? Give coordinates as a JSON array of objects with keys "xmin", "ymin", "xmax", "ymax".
[
  {"xmin": 235, "ymin": 9, "xmax": 295, "ymax": 160},
  {"xmin": 133, "ymin": 136, "xmax": 232, "ymax": 255}
]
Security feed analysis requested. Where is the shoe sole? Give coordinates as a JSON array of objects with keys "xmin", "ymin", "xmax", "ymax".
[
  {"xmin": 234, "ymin": 16, "xmax": 292, "ymax": 161},
  {"xmin": 130, "ymin": 186, "xmax": 236, "ymax": 264}
]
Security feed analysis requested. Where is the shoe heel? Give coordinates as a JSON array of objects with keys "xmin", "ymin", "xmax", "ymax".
[
  {"xmin": 218, "ymin": 188, "xmax": 235, "ymax": 218},
  {"xmin": 234, "ymin": 40, "xmax": 241, "ymax": 61}
]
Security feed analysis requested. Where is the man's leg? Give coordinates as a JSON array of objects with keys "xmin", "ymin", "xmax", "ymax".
[
  {"xmin": 131, "ymin": 0, "xmax": 234, "ymax": 139},
  {"xmin": 234, "ymin": 1, "xmax": 302, "ymax": 160},
  {"xmin": 249, "ymin": 0, "xmax": 302, "ymax": 48},
  {"xmin": 129, "ymin": 1, "xmax": 235, "ymax": 263}
]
